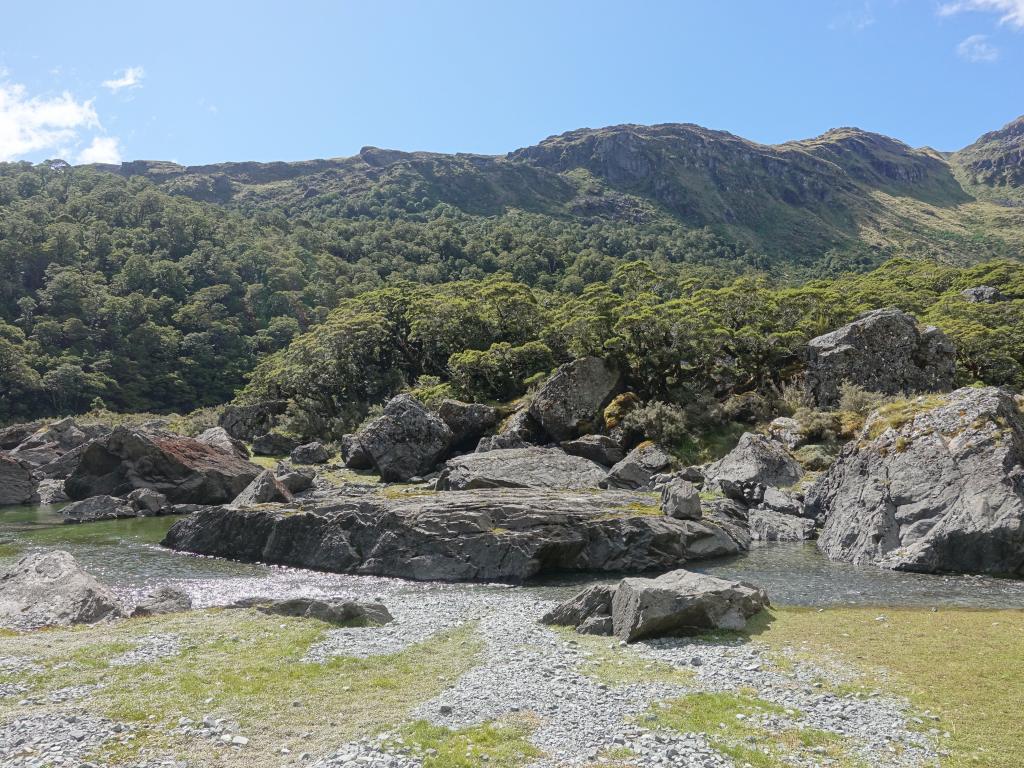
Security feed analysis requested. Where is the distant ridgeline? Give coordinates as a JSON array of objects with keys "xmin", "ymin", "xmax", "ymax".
[{"xmin": 0, "ymin": 116, "xmax": 1022, "ymax": 423}]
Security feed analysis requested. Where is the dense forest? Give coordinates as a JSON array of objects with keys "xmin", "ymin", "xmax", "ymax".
[{"xmin": 1, "ymin": 117, "xmax": 1022, "ymax": 426}]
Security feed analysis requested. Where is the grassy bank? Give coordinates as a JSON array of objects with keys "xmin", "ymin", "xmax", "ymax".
[{"xmin": 750, "ymin": 607, "xmax": 1024, "ymax": 768}]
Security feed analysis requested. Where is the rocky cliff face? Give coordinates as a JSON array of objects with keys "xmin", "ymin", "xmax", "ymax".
[
  {"xmin": 954, "ymin": 115, "xmax": 1024, "ymax": 202},
  {"xmin": 811, "ymin": 387, "xmax": 1024, "ymax": 576}
]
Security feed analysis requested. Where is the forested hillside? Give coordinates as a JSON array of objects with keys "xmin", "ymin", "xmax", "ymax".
[{"xmin": 1, "ymin": 117, "xmax": 1022, "ymax": 423}]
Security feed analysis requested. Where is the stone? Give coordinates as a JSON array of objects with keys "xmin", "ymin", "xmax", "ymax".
[
  {"xmin": 748, "ymin": 508, "xmax": 816, "ymax": 542},
  {"xmin": 812, "ymin": 386, "xmax": 1024, "ymax": 576},
  {"xmin": 252, "ymin": 431, "xmax": 300, "ymax": 457},
  {"xmin": 8, "ymin": 418, "xmax": 107, "ymax": 468},
  {"xmin": 0, "ymin": 420, "xmax": 42, "ymax": 450},
  {"xmin": 705, "ymin": 432, "xmax": 802, "ymax": 490},
  {"xmin": 128, "ymin": 488, "xmax": 168, "ymax": 515},
  {"xmin": 196, "ymin": 426, "xmax": 251, "ymax": 461},
  {"xmin": 437, "ymin": 400, "xmax": 500, "ymax": 452},
  {"xmin": 356, "ymin": 395, "xmax": 453, "ymax": 482},
  {"xmin": 660, "ymin": 478, "xmax": 701, "ymax": 520},
  {"xmin": 65, "ymin": 426, "xmax": 261, "ymax": 505},
  {"xmin": 162, "ymin": 487, "xmax": 749, "ymax": 583},
  {"xmin": 804, "ymin": 308, "xmax": 956, "ymax": 408},
  {"xmin": 0, "ymin": 453, "xmax": 38, "ymax": 506},
  {"xmin": 0, "ymin": 550, "xmax": 124, "ymax": 628},
  {"xmin": 960, "ymin": 285, "xmax": 1006, "ymax": 303},
  {"xmin": 475, "ymin": 409, "xmax": 543, "ymax": 452},
  {"xmin": 232, "ymin": 597, "xmax": 393, "ymax": 626},
  {"xmin": 219, "ymin": 401, "xmax": 287, "ymax": 441},
  {"xmin": 767, "ymin": 417, "xmax": 805, "ymax": 450},
  {"xmin": 576, "ymin": 614, "xmax": 614, "ymax": 635},
  {"xmin": 528, "ymin": 357, "xmax": 621, "ymax": 442},
  {"xmin": 760, "ymin": 486, "xmax": 804, "ymax": 517},
  {"xmin": 231, "ymin": 469, "xmax": 294, "ymax": 506},
  {"xmin": 34, "ymin": 441, "xmax": 90, "ymax": 479},
  {"xmin": 611, "ymin": 569, "xmax": 769, "ymax": 642},
  {"xmin": 541, "ymin": 584, "xmax": 615, "ymax": 627},
  {"xmin": 62, "ymin": 495, "xmax": 135, "ymax": 523},
  {"xmin": 560, "ymin": 434, "xmax": 625, "ymax": 467},
  {"xmin": 290, "ymin": 441, "xmax": 330, "ymax": 465},
  {"xmin": 793, "ymin": 443, "xmax": 836, "ymax": 471},
  {"xmin": 276, "ymin": 464, "xmax": 316, "ymax": 494},
  {"xmin": 601, "ymin": 443, "xmax": 674, "ymax": 490},
  {"xmin": 131, "ymin": 586, "xmax": 192, "ymax": 617},
  {"xmin": 436, "ymin": 447, "xmax": 607, "ymax": 491},
  {"xmin": 340, "ymin": 433, "xmax": 373, "ymax": 470}
]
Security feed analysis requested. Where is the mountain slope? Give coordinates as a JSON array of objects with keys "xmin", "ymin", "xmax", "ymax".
[{"xmin": 953, "ymin": 115, "xmax": 1024, "ymax": 204}]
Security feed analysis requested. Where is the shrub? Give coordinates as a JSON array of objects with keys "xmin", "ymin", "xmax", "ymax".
[
  {"xmin": 620, "ymin": 401, "xmax": 689, "ymax": 446},
  {"xmin": 448, "ymin": 341, "xmax": 555, "ymax": 402},
  {"xmin": 722, "ymin": 391, "xmax": 771, "ymax": 424},
  {"xmin": 838, "ymin": 382, "xmax": 891, "ymax": 416}
]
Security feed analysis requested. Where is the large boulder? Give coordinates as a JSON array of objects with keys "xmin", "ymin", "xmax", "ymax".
[
  {"xmin": 252, "ymin": 431, "xmax": 300, "ymax": 457},
  {"xmin": 812, "ymin": 387, "xmax": 1024, "ymax": 576},
  {"xmin": 541, "ymin": 584, "xmax": 615, "ymax": 635},
  {"xmin": 231, "ymin": 469, "xmax": 294, "ymax": 506},
  {"xmin": 356, "ymin": 395, "xmax": 453, "ymax": 481},
  {"xmin": 62, "ymin": 495, "xmax": 136, "ymax": 523},
  {"xmin": 8, "ymin": 417, "xmax": 106, "ymax": 468},
  {"xmin": 601, "ymin": 442, "xmax": 674, "ymax": 490},
  {"xmin": 162, "ymin": 487, "xmax": 749, "ymax": 583},
  {"xmin": 436, "ymin": 447, "xmax": 607, "ymax": 491},
  {"xmin": 660, "ymin": 478, "xmax": 701, "ymax": 520},
  {"xmin": 0, "ymin": 453, "xmax": 38, "ymax": 506},
  {"xmin": 705, "ymin": 433, "xmax": 803, "ymax": 492},
  {"xmin": 560, "ymin": 434, "xmax": 625, "ymax": 467},
  {"xmin": 231, "ymin": 596, "xmax": 393, "ymax": 626},
  {"xmin": 0, "ymin": 551, "xmax": 124, "ymax": 628},
  {"xmin": 340, "ymin": 434, "xmax": 373, "ymax": 470},
  {"xmin": 218, "ymin": 401, "xmax": 287, "ymax": 441},
  {"xmin": 64, "ymin": 427, "xmax": 261, "ymax": 505},
  {"xmin": 290, "ymin": 441, "xmax": 330, "ymax": 465},
  {"xmin": 475, "ymin": 409, "xmax": 543, "ymax": 452},
  {"xmin": 437, "ymin": 400, "xmax": 500, "ymax": 452},
  {"xmin": 804, "ymin": 308, "xmax": 956, "ymax": 408},
  {"xmin": 528, "ymin": 357, "xmax": 621, "ymax": 442},
  {"xmin": 0, "ymin": 421, "xmax": 42, "ymax": 450},
  {"xmin": 748, "ymin": 509, "xmax": 816, "ymax": 542},
  {"xmin": 611, "ymin": 570, "xmax": 769, "ymax": 642},
  {"xmin": 196, "ymin": 426, "xmax": 251, "ymax": 461}
]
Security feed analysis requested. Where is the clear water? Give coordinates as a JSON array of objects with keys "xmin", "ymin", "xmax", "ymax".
[{"xmin": 3, "ymin": 503, "xmax": 1024, "ymax": 609}]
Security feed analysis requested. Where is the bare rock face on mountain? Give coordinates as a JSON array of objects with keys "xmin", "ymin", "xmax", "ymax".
[
  {"xmin": 0, "ymin": 551, "xmax": 124, "ymax": 629},
  {"xmin": 65, "ymin": 426, "xmax": 261, "ymax": 505},
  {"xmin": 162, "ymin": 487, "xmax": 748, "ymax": 583},
  {"xmin": 357, "ymin": 395, "xmax": 453, "ymax": 481},
  {"xmin": 436, "ymin": 447, "xmax": 607, "ymax": 491},
  {"xmin": 219, "ymin": 401, "xmax": 287, "ymax": 441},
  {"xmin": 0, "ymin": 453, "xmax": 38, "ymax": 506},
  {"xmin": 705, "ymin": 433, "xmax": 803, "ymax": 492},
  {"xmin": 812, "ymin": 387, "xmax": 1024, "ymax": 576},
  {"xmin": 804, "ymin": 308, "xmax": 956, "ymax": 408},
  {"xmin": 612, "ymin": 570, "xmax": 769, "ymax": 642},
  {"xmin": 437, "ymin": 399, "xmax": 500, "ymax": 452},
  {"xmin": 528, "ymin": 357, "xmax": 621, "ymax": 442}
]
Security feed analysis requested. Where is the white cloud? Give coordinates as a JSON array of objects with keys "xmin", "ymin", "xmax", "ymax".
[
  {"xmin": 102, "ymin": 66, "xmax": 144, "ymax": 92},
  {"xmin": 957, "ymin": 33, "xmax": 1001, "ymax": 60},
  {"xmin": 76, "ymin": 136, "xmax": 121, "ymax": 164},
  {"xmin": 0, "ymin": 82, "xmax": 100, "ymax": 161},
  {"xmin": 939, "ymin": 0, "xmax": 1024, "ymax": 29},
  {"xmin": 829, "ymin": 2, "xmax": 876, "ymax": 31}
]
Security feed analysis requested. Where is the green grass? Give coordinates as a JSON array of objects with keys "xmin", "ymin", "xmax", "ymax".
[
  {"xmin": 672, "ymin": 421, "xmax": 748, "ymax": 465},
  {"xmin": 395, "ymin": 717, "xmax": 541, "ymax": 768},
  {"xmin": 559, "ymin": 629, "xmax": 693, "ymax": 687},
  {"xmin": 748, "ymin": 607, "xmax": 1024, "ymax": 768},
  {"xmin": 650, "ymin": 692, "xmax": 861, "ymax": 768},
  {"xmin": 1, "ymin": 609, "xmax": 483, "ymax": 767},
  {"xmin": 864, "ymin": 393, "xmax": 949, "ymax": 439}
]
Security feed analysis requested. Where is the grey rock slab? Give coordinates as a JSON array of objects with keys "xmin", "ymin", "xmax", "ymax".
[{"xmin": 436, "ymin": 447, "xmax": 607, "ymax": 491}]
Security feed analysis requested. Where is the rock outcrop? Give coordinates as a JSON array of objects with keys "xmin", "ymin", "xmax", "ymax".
[
  {"xmin": 437, "ymin": 400, "xmax": 500, "ymax": 452},
  {"xmin": 436, "ymin": 447, "xmax": 607, "ymax": 491},
  {"xmin": 475, "ymin": 409, "xmax": 543, "ymax": 452},
  {"xmin": 0, "ymin": 453, "xmax": 38, "ymax": 506},
  {"xmin": 162, "ymin": 487, "xmax": 749, "ymax": 582},
  {"xmin": 705, "ymin": 432, "xmax": 803, "ymax": 492},
  {"xmin": 660, "ymin": 478, "xmax": 701, "ymax": 520},
  {"xmin": 219, "ymin": 401, "xmax": 287, "ymax": 441},
  {"xmin": 544, "ymin": 569, "xmax": 769, "ymax": 642},
  {"xmin": 0, "ymin": 551, "xmax": 124, "ymax": 628},
  {"xmin": 748, "ymin": 509, "xmax": 816, "ymax": 542},
  {"xmin": 601, "ymin": 443, "xmax": 673, "ymax": 490},
  {"xmin": 196, "ymin": 427, "xmax": 251, "ymax": 461},
  {"xmin": 341, "ymin": 434, "xmax": 373, "ymax": 470},
  {"xmin": 231, "ymin": 469, "xmax": 294, "ymax": 506},
  {"xmin": 290, "ymin": 441, "xmax": 330, "ymax": 465},
  {"xmin": 560, "ymin": 434, "xmax": 625, "ymax": 467},
  {"xmin": 804, "ymin": 308, "xmax": 956, "ymax": 408},
  {"xmin": 812, "ymin": 387, "xmax": 1024, "ymax": 575},
  {"xmin": 231, "ymin": 597, "xmax": 393, "ymax": 626},
  {"xmin": 131, "ymin": 586, "xmax": 192, "ymax": 617},
  {"xmin": 356, "ymin": 395, "xmax": 453, "ymax": 481},
  {"xmin": 65, "ymin": 427, "xmax": 261, "ymax": 505},
  {"xmin": 252, "ymin": 431, "xmax": 300, "ymax": 457},
  {"xmin": 528, "ymin": 357, "xmax": 621, "ymax": 442},
  {"xmin": 62, "ymin": 495, "xmax": 136, "ymax": 523},
  {"xmin": 8, "ymin": 418, "xmax": 108, "ymax": 468}
]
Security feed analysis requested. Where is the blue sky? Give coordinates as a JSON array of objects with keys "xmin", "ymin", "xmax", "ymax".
[{"xmin": 1, "ymin": 1, "xmax": 1022, "ymax": 165}]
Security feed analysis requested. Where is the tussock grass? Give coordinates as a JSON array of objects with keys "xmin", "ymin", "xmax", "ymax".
[
  {"xmin": 1, "ymin": 609, "xmax": 483, "ymax": 767},
  {"xmin": 395, "ymin": 716, "xmax": 541, "ymax": 768},
  {"xmin": 864, "ymin": 393, "xmax": 949, "ymax": 439},
  {"xmin": 749, "ymin": 607, "xmax": 1024, "ymax": 768}
]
